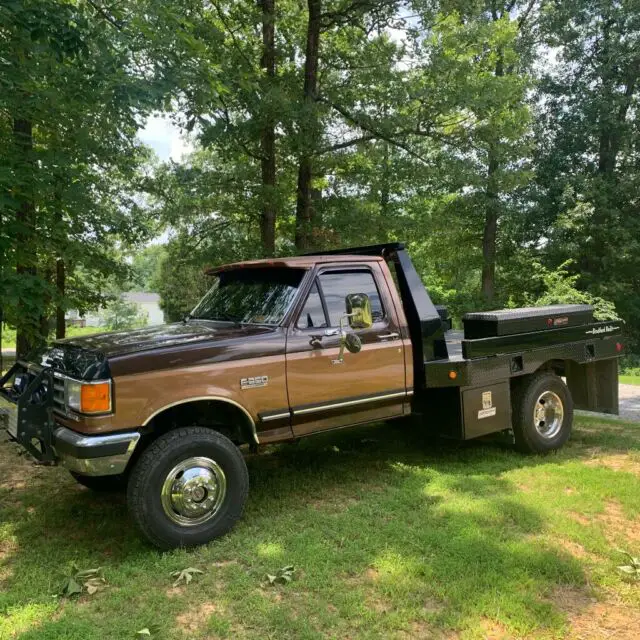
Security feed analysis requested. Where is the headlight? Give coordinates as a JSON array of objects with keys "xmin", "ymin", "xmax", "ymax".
[{"xmin": 66, "ymin": 380, "xmax": 112, "ymax": 414}]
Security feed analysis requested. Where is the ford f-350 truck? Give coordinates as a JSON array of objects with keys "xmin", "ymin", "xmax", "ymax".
[{"xmin": 0, "ymin": 243, "xmax": 624, "ymax": 548}]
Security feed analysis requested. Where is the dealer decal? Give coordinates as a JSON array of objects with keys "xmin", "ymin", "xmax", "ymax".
[
  {"xmin": 478, "ymin": 391, "xmax": 497, "ymax": 419},
  {"xmin": 585, "ymin": 325, "xmax": 620, "ymax": 335}
]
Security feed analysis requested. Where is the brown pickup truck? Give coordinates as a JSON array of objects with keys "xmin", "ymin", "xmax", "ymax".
[{"xmin": 0, "ymin": 243, "xmax": 625, "ymax": 548}]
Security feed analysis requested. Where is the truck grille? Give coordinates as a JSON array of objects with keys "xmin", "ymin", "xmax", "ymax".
[{"xmin": 53, "ymin": 374, "xmax": 66, "ymax": 414}]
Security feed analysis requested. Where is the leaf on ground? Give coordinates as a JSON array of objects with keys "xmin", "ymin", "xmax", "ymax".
[
  {"xmin": 170, "ymin": 566, "xmax": 204, "ymax": 587},
  {"xmin": 616, "ymin": 550, "xmax": 640, "ymax": 580},
  {"xmin": 58, "ymin": 565, "xmax": 106, "ymax": 597},
  {"xmin": 264, "ymin": 565, "xmax": 295, "ymax": 586},
  {"xmin": 136, "ymin": 623, "xmax": 162, "ymax": 637}
]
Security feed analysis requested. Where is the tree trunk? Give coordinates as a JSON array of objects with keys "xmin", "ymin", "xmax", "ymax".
[
  {"xmin": 56, "ymin": 258, "xmax": 66, "ymax": 339},
  {"xmin": 295, "ymin": 0, "xmax": 321, "ymax": 252},
  {"xmin": 481, "ymin": 50, "xmax": 504, "ymax": 303},
  {"xmin": 0, "ymin": 307, "xmax": 3, "ymax": 374},
  {"xmin": 14, "ymin": 118, "xmax": 36, "ymax": 360},
  {"xmin": 259, "ymin": 0, "xmax": 277, "ymax": 257}
]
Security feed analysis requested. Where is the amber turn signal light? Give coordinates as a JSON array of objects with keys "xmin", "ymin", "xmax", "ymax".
[
  {"xmin": 80, "ymin": 382, "xmax": 111, "ymax": 413},
  {"xmin": 448, "ymin": 370, "xmax": 457, "ymax": 380}
]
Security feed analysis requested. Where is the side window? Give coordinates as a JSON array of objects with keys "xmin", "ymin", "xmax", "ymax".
[
  {"xmin": 318, "ymin": 271, "xmax": 384, "ymax": 327},
  {"xmin": 296, "ymin": 282, "xmax": 327, "ymax": 329}
]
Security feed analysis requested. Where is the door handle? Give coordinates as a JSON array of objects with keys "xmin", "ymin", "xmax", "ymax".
[
  {"xmin": 378, "ymin": 332, "xmax": 399, "ymax": 340},
  {"xmin": 310, "ymin": 328, "xmax": 340, "ymax": 347}
]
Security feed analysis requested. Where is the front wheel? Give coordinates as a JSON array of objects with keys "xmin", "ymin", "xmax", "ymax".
[
  {"xmin": 127, "ymin": 427, "xmax": 249, "ymax": 549},
  {"xmin": 512, "ymin": 372, "xmax": 573, "ymax": 453}
]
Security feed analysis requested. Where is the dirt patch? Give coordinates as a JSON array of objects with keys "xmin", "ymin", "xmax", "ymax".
[
  {"xmin": 584, "ymin": 453, "xmax": 640, "ymax": 477},
  {"xmin": 0, "ymin": 442, "xmax": 46, "ymax": 492},
  {"xmin": 175, "ymin": 601, "xmax": 220, "ymax": 633},
  {"xmin": 557, "ymin": 538, "xmax": 596, "ymax": 561},
  {"xmin": 569, "ymin": 512, "xmax": 591, "ymax": 526},
  {"xmin": 568, "ymin": 500, "xmax": 639, "ymax": 545},
  {"xmin": 600, "ymin": 500, "xmax": 640, "ymax": 544},
  {"xmin": 550, "ymin": 586, "xmax": 640, "ymax": 640},
  {"xmin": 477, "ymin": 618, "xmax": 512, "ymax": 639}
]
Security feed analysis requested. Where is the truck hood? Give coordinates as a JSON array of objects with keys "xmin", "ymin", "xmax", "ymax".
[{"xmin": 55, "ymin": 321, "xmax": 277, "ymax": 359}]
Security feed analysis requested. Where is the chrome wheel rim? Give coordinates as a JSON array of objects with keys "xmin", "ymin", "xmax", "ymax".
[
  {"xmin": 533, "ymin": 391, "xmax": 564, "ymax": 439},
  {"xmin": 161, "ymin": 457, "xmax": 226, "ymax": 527}
]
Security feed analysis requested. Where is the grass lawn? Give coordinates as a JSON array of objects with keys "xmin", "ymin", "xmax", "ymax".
[
  {"xmin": 1, "ymin": 417, "xmax": 639, "ymax": 640},
  {"xmin": 620, "ymin": 374, "xmax": 640, "ymax": 386}
]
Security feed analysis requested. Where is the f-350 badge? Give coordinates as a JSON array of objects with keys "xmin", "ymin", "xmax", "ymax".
[{"xmin": 241, "ymin": 376, "xmax": 269, "ymax": 390}]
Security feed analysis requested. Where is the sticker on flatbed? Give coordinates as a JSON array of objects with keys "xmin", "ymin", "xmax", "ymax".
[
  {"xmin": 0, "ymin": 396, "xmax": 18, "ymax": 438},
  {"xmin": 585, "ymin": 325, "xmax": 619, "ymax": 335},
  {"xmin": 478, "ymin": 391, "xmax": 497, "ymax": 419}
]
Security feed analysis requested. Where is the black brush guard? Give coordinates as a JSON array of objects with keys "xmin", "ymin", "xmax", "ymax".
[{"xmin": 0, "ymin": 363, "xmax": 57, "ymax": 464}]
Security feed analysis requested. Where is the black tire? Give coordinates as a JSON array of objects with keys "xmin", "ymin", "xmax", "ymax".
[
  {"xmin": 512, "ymin": 371, "xmax": 573, "ymax": 453},
  {"xmin": 127, "ymin": 427, "xmax": 249, "ymax": 549},
  {"xmin": 70, "ymin": 471, "xmax": 127, "ymax": 492}
]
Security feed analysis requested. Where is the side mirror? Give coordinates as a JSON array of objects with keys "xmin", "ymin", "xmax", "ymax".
[
  {"xmin": 343, "ymin": 332, "xmax": 362, "ymax": 354},
  {"xmin": 345, "ymin": 293, "xmax": 373, "ymax": 330}
]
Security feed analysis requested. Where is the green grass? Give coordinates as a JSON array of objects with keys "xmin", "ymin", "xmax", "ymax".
[
  {"xmin": 620, "ymin": 374, "xmax": 640, "ymax": 386},
  {"xmin": 1, "ymin": 417, "xmax": 640, "ymax": 639}
]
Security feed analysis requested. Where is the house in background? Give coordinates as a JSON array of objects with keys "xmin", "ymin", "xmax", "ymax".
[
  {"xmin": 67, "ymin": 292, "xmax": 165, "ymax": 328},
  {"xmin": 122, "ymin": 292, "xmax": 165, "ymax": 326}
]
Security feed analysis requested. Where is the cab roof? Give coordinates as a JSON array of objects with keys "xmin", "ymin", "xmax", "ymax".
[{"xmin": 205, "ymin": 254, "xmax": 384, "ymax": 274}]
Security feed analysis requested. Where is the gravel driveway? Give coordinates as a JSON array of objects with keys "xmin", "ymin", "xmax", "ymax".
[{"xmin": 619, "ymin": 383, "xmax": 640, "ymax": 422}]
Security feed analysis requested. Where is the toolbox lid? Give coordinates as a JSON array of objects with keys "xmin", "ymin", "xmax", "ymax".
[{"xmin": 463, "ymin": 304, "xmax": 594, "ymax": 339}]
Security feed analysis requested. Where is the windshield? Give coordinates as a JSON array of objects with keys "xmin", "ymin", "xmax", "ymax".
[{"xmin": 190, "ymin": 267, "xmax": 305, "ymax": 325}]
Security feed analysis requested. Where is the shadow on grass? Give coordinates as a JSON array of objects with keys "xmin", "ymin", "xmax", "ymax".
[{"xmin": 1, "ymin": 417, "xmax": 638, "ymax": 638}]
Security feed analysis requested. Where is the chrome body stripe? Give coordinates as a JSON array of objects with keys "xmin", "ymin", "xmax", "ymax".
[{"xmin": 293, "ymin": 390, "xmax": 408, "ymax": 416}]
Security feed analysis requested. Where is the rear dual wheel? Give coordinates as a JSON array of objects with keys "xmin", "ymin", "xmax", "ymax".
[
  {"xmin": 512, "ymin": 372, "xmax": 573, "ymax": 453},
  {"xmin": 127, "ymin": 427, "xmax": 249, "ymax": 549}
]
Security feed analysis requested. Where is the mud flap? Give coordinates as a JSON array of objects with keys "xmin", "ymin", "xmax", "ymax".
[{"xmin": 566, "ymin": 359, "xmax": 619, "ymax": 415}]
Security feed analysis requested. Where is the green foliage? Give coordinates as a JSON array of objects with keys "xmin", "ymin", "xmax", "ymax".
[
  {"xmin": 518, "ymin": 261, "xmax": 620, "ymax": 321},
  {"xmin": 103, "ymin": 298, "xmax": 148, "ymax": 331}
]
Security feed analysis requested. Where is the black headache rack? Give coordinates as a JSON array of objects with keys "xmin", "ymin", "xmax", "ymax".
[
  {"xmin": 305, "ymin": 243, "xmax": 448, "ymax": 385},
  {"xmin": 0, "ymin": 363, "xmax": 57, "ymax": 464}
]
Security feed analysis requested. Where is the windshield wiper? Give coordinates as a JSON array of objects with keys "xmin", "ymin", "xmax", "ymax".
[{"xmin": 190, "ymin": 312, "xmax": 242, "ymax": 323}]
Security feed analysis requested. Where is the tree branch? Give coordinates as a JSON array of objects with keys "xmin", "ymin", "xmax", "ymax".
[
  {"xmin": 85, "ymin": 0, "xmax": 124, "ymax": 31},
  {"xmin": 317, "ymin": 134, "xmax": 376, "ymax": 154}
]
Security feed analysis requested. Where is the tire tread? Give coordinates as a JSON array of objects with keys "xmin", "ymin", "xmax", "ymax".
[{"xmin": 127, "ymin": 427, "xmax": 249, "ymax": 549}]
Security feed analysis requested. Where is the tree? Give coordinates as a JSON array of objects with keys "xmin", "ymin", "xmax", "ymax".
[
  {"xmin": 0, "ymin": 0, "xmax": 158, "ymax": 356},
  {"xmin": 533, "ymin": 0, "xmax": 640, "ymax": 344}
]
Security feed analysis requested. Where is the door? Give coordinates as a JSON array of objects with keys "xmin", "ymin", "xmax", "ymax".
[{"xmin": 286, "ymin": 264, "xmax": 408, "ymax": 436}]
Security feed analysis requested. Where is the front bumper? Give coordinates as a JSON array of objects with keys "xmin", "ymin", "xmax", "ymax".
[
  {"xmin": 52, "ymin": 426, "xmax": 140, "ymax": 476},
  {"xmin": 1, "ymin": 363, "xmax": 140, "ymax": 476}
]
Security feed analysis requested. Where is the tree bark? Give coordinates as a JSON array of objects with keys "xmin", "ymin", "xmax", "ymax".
[
  {"xmin": 259, "ymin": 0, "xmax": 277, "ymax": 257},
  {"xmin": 14, "ymin": 118, "xmax": 37, "ymax": 360},
  {"xmin": 295, "ymin": 0, "xmax": 321, "ymax": 252},
  {"xmin": 56, "ymin": 258, "xmax": 66, "ymax": 339},
  {"xmin": 481, "ymin": 143, "xmax": 500, "ymax": 302},
  {"xmin": 481, "ymin": 49, "xmax": 504, "ymax": 303}
]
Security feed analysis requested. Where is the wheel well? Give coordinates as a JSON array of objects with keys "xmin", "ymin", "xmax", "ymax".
[
  {"xmin": 536, "ymin": 359, "xmax": 568, "ymax": 377},
  {"xmin": 144, "ymin": 400, "xmax": 256, "ymax": 446}
]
